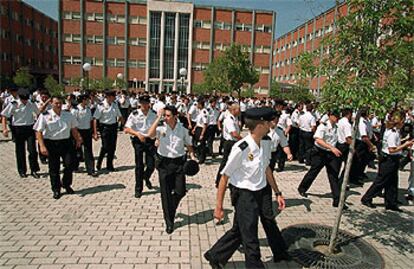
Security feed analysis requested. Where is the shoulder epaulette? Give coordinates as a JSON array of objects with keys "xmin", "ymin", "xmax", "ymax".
[
  {"xmin": 238, "ymin": 141, "xmax": 248, "ymax": 151},
  {"xmin": 11, "ymin": 101, "xmax": 17, "ymax": 105},
  {"xmin": 132, "ymin": 110, "xmax": 138, "ymax": 115},
  {"xmin": 207, "ymin": 108, "xmax": 211, "ymax": 112},
  {"xmin": 262, "ymin": 135, "xmax": 271, "ymax": 140},
  {"xmin": 42, "ymin": 111, "xmax": 49, "ymax": 115}
]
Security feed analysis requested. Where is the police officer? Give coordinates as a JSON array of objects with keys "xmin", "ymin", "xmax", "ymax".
[
  {"xmin": 275, "ymin": 100, "xmax": 292, "ymax": 172},
  {"xmin": 361, "ymin": 111, "xmax": 414, "ymax": 211},
  {"xmin": 298, "ymin": 103, "xmax": 317, "ymax": 165},
  {"xmin": 124, "ymin": 95, "xmax": 157, "ymax": 198},
  {"xmin": 289, "ymin": 102, "xmax": 303, "ymax": 160},
  {"xmin": 204, "ymin": 107, "xmax": 287, "ymax": 269},
  {"xmin": 297, "ymin": 110, "xmax": 345, "ymax": 208},
  {"xmin": 118, "ymin": 90, "xmax": 130, "ymax": 131},
  {"xmin": 269, "ymin": 111, "xmax": 293, "ymax": 172},
  {"xmin": 147, "ymin": 105, "xmax": 196, "ymax": 234},
  {"xmin": 34, "ymin": 96, "xmax": 83, "ymax": 199},
  {"xmin": 73, "ymin": 93, "xmax": 96, "ymax": 177},
  {"xmin": 93, "ymin": 90, "xmax": 123, "ymax": 171},
  {"xmin": 1, "ymin": 88, "xmax": 40, "ymax": 178},
  {"xmin": 337, "ymin": 108, "xmax": 353, "ymax": 180},
  {"xmin": 3, "ymin": 87, "xmax": 19, "ymax": 142},
  {"xmin": 192, "ymin": 99, "xmax": 209, "ymax": 164},
  {"xmin": 206, "ymin": 98, "xmax": 220, "ymax": 158},
  {"xmin": 215, "ymin": 103, "xmax": 242, "ymax": 187}
]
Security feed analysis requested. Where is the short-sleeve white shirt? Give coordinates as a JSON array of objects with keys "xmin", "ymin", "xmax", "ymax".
[
  {"xmin": 33, "ymin": 109, "xmax": 78, "ymax": 140},
  {"xmin": 156, "ymin": 122, "xmax": 192, "ymax": 158}
]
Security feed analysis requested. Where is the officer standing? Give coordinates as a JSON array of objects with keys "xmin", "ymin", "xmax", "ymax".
[
  {"xmin": 361, "ymin": 111, "xmax": 414, "ymax": 211},
  {"xmin": 297, "ymin": 110, "xmax": 345, "ymax": 208},
  {"xmin": 34, "ymin": 96, "xmax": 83, "ymax": 199},
  {"xmin": 206, "ymin": 98, "xmax": 220, "ymax": 158},
  {"xmin": 93, "ymin": 90, "xmax": 123, "ymax": 171},
  {"xmin": 147, "ymin": 105, "xmax": 196, "ymax": 234},
  {"xmin": 192, "ymin": 99, "xmax": 209, "ymax": 164},
  {"xmin": 275, "ymin": 100, "xmax": 292, "ymax": 172},
  {"xmin": 215, "ymin": 103, "xmax": 242, "ymax": 187},
  {"xmin": 204, "ymin": 107, "xmax": 286, "ymax": 269},
  {"xmin": 73, "ymin": 93, "xmax": 96, "ymax": 177},
  {"xmin": 118, "ymin": 90, "xmax": 130, "ymax": 131},
  {"xmin": 1, "ymin": 88, "xmax": 40, "ymax": 178},
  {"xmin": 269, "ymin": 111, "xmax": 293, "ymax": 172},
  {"xmin": 124, "ymin": 95, "xmax": 157, "ymax": 198},
  {"xmin": 289, "ymin": 102, "xmax": 303, "ymax": 160},
  {"xmin": 337, "ymin": 108, "xmax": 353, "ymax": 179},
  {"xmin": 298, "ymin": 104, "xmax": 317, "ymax": 165}
]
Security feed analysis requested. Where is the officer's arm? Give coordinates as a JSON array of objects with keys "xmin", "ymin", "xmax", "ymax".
[
  {"xmin": 345, "ymin": 136, "xmax": 352, "ymax": 145},
  {"xmin": 92, "ymin": 119, "xmax": 98, "ymax": 137},
  {"xmin": 147, "ymin": 114, "xmax": 163, "ymax": 139},
  {"xmin": 230, "ymin": 131, "xmax": 242, "ymax": 141},
  {"xmin": 265, "ymin": 167, "xmax": 285, "ymax": 210},
  {"xmin": 214, "ymin": 174, "xmax": 229, "ymax": 222},
  {"xmin": 71, "ymin": 128, "xmax": 83, "ymax": 148},
  {"xmin": 361, "ymin": 135, "xmax": 374, "ymax": 150},
  {"xmin": 283, "ymin": 146, "xmax": 293, "ymax": 161},
  {"xmin": 185, "ymin": 145, "xmax": 196, "ymax": 160},
  {"xmin": 1, "ymin": 116, "xmax": 8, "ymax": 136},
  {"xmin": 36, "ymin": 131, "xmax": 48, "ymax": 156}
]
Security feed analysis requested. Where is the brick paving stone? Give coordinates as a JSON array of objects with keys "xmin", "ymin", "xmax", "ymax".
[{"xmin": 0, "ymin": 132, "xmax": 413, "ymax": 268}]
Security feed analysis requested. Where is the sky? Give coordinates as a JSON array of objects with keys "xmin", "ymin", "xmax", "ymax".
[{"xmin": 23, "ymin": 0, "xmax": 336, "ymax": 38}]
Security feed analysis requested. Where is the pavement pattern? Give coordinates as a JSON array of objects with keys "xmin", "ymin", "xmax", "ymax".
[{"xmin": 0, "ymin": 131, "xmax": 413, "ymax": 269}]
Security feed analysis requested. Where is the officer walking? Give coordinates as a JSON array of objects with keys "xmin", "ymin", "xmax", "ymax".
[
  {"xmin": 337, "ymin": 108, "xmax": 353, "ymax": 179},
  {"xmin": 269, "ymin": 111, "xmax": 293, "ymax": 172},
  {"xmin": 297, "ymin": 110, "xmax": 345, "ymax": 208},
  {"xmin": 215, "ymin": 103, "xmax": 242, "ymax": 187},
  {"xmin": 147, "ymin": 105, "xmax": 196, "ymax": 234},
  {"xmin": 73, "ymin": 93, "xmax": 96, "ymax": 177},
  {"xmin": 33, "ymin": 96, "xmax": 83, "ymax": 199},
  {"xmin": 1, "ymin": 88, "xmax": 40, "ymax": 178},
  {"xmin": 192, "ymin": 99, "xmax": 209, "ymax": 164},
  {"xmin": 361, "ymin": 111, "xmax": 414, "ymax": 211},
  {"xmin": 298, "ymin": 104, "xmax": 317, "ymax": 165},
  {"xmin": 206, "ymin": 98, "xmax": 220, "ymax": 158},
  {"xmin": 93, "ymin": 90, "xmax": 123, "ymax": 171},
  {"xmin": 124, "ymin": 95, "xmax": 157, "ymax": 198},
  {"xmin": 204, "ymin": 107, "xmax": 286, "ymax": 269}
]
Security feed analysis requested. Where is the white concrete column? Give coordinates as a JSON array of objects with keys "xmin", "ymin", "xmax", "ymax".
[
  {"xmin": 145, "ymin": 9, "xmax": 150, "ymax": 92},
  {"xmin": 173, "ymin": 12, "xmax": 179, "ymax": 91},
  {"xmin": 159, "ymin": 11, "xmax": 165, "ymax": 92},
  {"xmin": 187, "ymin": 10, "xmax": 194, "ymax": 94}
]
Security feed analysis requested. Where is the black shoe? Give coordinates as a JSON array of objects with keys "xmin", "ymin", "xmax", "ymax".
[
  {"xmin": 333, "ymin": 202, "xmax": 348, "ymax": 210},
  {"xmin": 350, "ymin": 180, "xmax": 363, "ymax": 187},
  {"xmin": 19, "ymin": 173, "xmax": 28, "ymax": 178},
  {"xmin": 166, "ymin": 225, "xmax": 174, "ymax": 234},
  {"xmin": 204, "ymin": 252, "xmax": 224, "ymax": 269},
  {"xmin": 273, "ymin": 252, "xmax": 292, "ymax": 263},
  {"xmin": 361, "ymin": 200, "xmax": 376, "ymax": 208},
  {"xmin": 96, "ymin": 162, "xmax": 102, "ymax": 171},
  {"xmin": 385, "ymin": 206, "xmax": 403, "ymax": 212},
  {"xmin": 65, "ymin": 187, "xmax": 75, "ymax": 194},
  {"xmin": 406, "ymin": 195, "xmax": 414, "ymax": 201},
  {"xmin": 145, "ymin": 181, "xmax": 153, "ymax": 190},
  {"xmin": 31, "ymin": 171, "xmax": 40, "ymax": 179},
  {"xmin": 107, "ymin": 167, "xmax": 117, "ymax": 172},
  {"xmin": 40, "ymin": 159, "xmax": 48, "ymax": 165},
  {"xmin": 88, "ymin": 171, "xmax": 98, "ymax": 177},
  {"xmin": 298, "ymin": 190, "xmax": 307, "ymax": 198},
  {"xmin": 53, "ymin": 191, "xmax": 61, "ymax": 199},
  {"xmin": 275, "ymin": 168, "xmax": 283, "ymax": 172},
  {"xmin": 135, "ymin": 191, "xmax": 142, "ymax": 198}
]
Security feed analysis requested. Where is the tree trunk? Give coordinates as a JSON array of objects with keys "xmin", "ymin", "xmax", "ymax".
[{"xmin": 328, "ymin": 110, "xmax": 361, "ymax": 253}]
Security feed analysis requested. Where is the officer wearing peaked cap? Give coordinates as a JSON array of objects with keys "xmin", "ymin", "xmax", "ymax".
[
  {"xmin": 204, "ymin": 107, "xmax": 288, "ymax": 269},
  {"xmin": 1, "ymin": 88, "xmax": 41, "ymax": 178}
]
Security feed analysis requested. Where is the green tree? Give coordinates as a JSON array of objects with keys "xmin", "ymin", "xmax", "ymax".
[
  {"xmin": 269, "ymin": 80, "xmax": 314, "ymax": 103},
  {"xmin": 310, "ymin": 0, "xmax": 414, "ymax": 253},
  {"xmin": 203, "ymin": 44, "xmax": 259, "ymax": 98},
  {"xmin": 192, "ymin": 83, "xmax": 213, "ymax": 96},
  {"xmin": 89, "ymin": 78, "xmax": 114, "ymax": 92},
  {"xmin": 13, "ymin": 67, "xmax": 33, "ymax": 88},
  {"xmin": 241, "ymin": 87, "xmax": 255, "ymax": 98},
  {"xmin": 44, "ymin": 75, "xmax": 64, "ymax": 97}
]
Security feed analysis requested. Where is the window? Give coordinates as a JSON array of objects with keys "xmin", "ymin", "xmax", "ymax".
[
  {"xmin": 95, "ymin": 36, "xmax": 103, "ymax": 44},
  {"xmin": 194, "ymin": 20, "xmax": 211, "ymax": 29},
  {"xmin": 106, "ymin": 58, "xmax": 115, "ymax": 67},
  {"xmin": 72, "ymin": 12, "xmax": 81, "ymax": 20},
  {"xmin": 193, "ymin": 41, "xmax": 210, "ymax": 50},
  {"xmin": 25, "ymin": 18, "xmax": 32, "ymax": 26},
  {"xmin": 129, "ymin": 16, "xmax": 146, "ymax": 25},
  {"xmin": 107, "ymin": 14, "xmax": 125, "ymax": 24},
  {"xmin": 1, "ymin": 29, "xmax": 10, "ymax": 39},
  {"xmin": 235, "ymin": 23, "xmax": 252, "ymax": 32},
  {"xmin": 2, "ymin": 53, "xmax": 10, "ymax": 61},
  {"xmin": 106, "ymin": 36, "xmax": 124, "ymax": 45},
  {"xmin": 129, "ymin": 37, "xmax": 146, "ymax": 46},
  {"xmin": 63, "ymin": 56, "xmax": 81, "ymax": 65},
  {"xmin": 95, "ymin": 13, "xmax": 104, "ymax": 22},
  {"xmin": 116, "ymin": 59, "xmax": 125, "ymax": 67}
]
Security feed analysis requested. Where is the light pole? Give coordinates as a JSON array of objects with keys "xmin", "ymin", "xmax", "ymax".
[
  {"xmin": 116, "ymin": 73, "xmax": 123, "ymax": 90},
  {"xmin": 143, "ymin": 81, "xmax": 147, "ymax": 93},
  {"xmin": 179, "ymin": 67, "xmax": 187, "ymax": 94},
  {"xmin": 82, "ymin": 63, "xmax": 92, "ymax": 92},
  {"xmin": 133, "ymin": 78, "xmax": 137, "ymax": 89}
]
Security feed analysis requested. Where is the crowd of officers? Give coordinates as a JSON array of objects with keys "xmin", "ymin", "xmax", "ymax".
[{"xmin": 1, "ymin": 86, "xmax": 414, "ymax": 268}]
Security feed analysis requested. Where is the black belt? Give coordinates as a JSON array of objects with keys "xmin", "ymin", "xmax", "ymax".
[
  {"xmin": 100, "ymin": 123, "xmax": 117, "ymax": 127},
  {"xmin": 158, "ymin": 154, "xmax": 185, "ymax": 161}
]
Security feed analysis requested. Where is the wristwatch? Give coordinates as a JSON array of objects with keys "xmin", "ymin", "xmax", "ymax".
[{"xmin": 274, "ymin": 191, "xmax": 282, "ymax": 197}]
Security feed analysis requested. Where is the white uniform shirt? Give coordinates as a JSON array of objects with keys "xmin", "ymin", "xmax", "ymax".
[
  {"xmin": 118, "ymin": 95, "xmax": 130, "ymax": 109},
  {"xmin": 125, "ymin": 109, "xmax": 157, "ymax": 135},
  {"xmin": 291, "ymin": 109, "xmax": 300, "ymax": 127},
  {"xmin": 93, "ymin": 100, "xmax": 122, "ymax": 124},
  {"xmin": 152, "ymin": 101, "xmax": 166, "ymax": 113},
  {"xmin": 320, "ymin": 114, "xmax": 329, "ymax": 124},
  {"xmin": 156, "ymin": 122, "xmax": 192, "ymax": 158},
  {"xmin": 370, "ymin": 116, "xmax": 381, "ymax": 133},
  {"xmin": 208, "ymin": 107, "xmax": 220, "ymax": 125},
  {"xmin": 382, "ymin": 128, "xmax": 401, "ymax": 155},
  {"xmin": 33, "ymin": 109, "xmax": 78, "ymax": 140},
  {"xmin": 298, "ymin": 111, "xmax": 316, "ymax": 132},
  {"xmin": 268, "ymin": 127, "xmax": 288, "ymax": 152},
  {"xmin": 176, "ymin": 102, "xmax": 188, "ymax": 115},
  {"xmin": 356, "ymin": 117, "xmax": 372, "ymax": 140},
  {"xmin": 130, "ymin": 97, "xmax": 138, "ymax": 109},
  {"xmin": 240, "ymin": 101, "xmax": 247, "ymax": 112},
  {"xmin": 73, "ymin": 104, "xmax": 92, "ymax": 130},
  {"xmin": 277, "ymin": 110, "xmax": 292, "ymax": 131},
  {"xmin": 195, "ymin": 108, "xmax": 209, "ymax": 128},
  {"xmin": 314, "ymin": 121, "xmax": 338, "ymax": 151},
  {"xmin": 221, "ymin": 134, "xmax": 271, "ymax": 191},
  {"xmin": 337, "ymin": 117, "xmax": 352, "ymax": 144},
  {"xmin": 1, "ymin": 100, "xmax": 39, "ymax": 126},
  {"xmin": 222, "ymin": 114, "xmax": 240, "ymax": 141},
  {"xmin": 188, "ymin": 103, "xmax": 198, "ymax": 122}
]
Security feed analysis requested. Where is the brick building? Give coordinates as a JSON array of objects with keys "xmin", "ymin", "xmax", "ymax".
[
  {"xmin": 0, "ymin": 0, "xmax": 58, "ymax": 87},
  {"xmin": 272, "ymin": 1, "xmax": 347, "ymax": 96},
  {"xmin": 59, "ymin": 0, "xmax": 275, "ymax": 94}
]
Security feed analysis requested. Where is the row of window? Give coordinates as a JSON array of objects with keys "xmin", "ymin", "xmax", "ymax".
[
  {"xmin": 254, "ymin": 66, "xmax": 270, "ymax": 75},
  {"xmin": 194, "ymin": 20, "xmax": 271, "ymax": 33},
  {"xmin": 192, "ymin": 62, "xmax": 208, "ymax": 71},
  {"xmin": 275, "ymin": 24, "xmax": 334, "ymax": 53},
  {"xmin": 1, "ymin": 53, "xmax": 56, "ymax": 69},
  {"xmin": 64, "ymin": 34, "xmax": 147, "ymax": 46},
  {"xmin": 273, "ymin": 46, "xmax": 331, "ymax": 68},
  {"xmin": 63, "ymin": 56, "xmax": 146, "ymax": 68},
  {"xmin": 63, "ymin": 11, "xmax": 147, "ymax": 25},
  {"xmin": 193, "ymin": 41, "xmax": 270, "ymax": 54},
  {"xmin": 1, "ymin": 31, "xmax": 56, "ymax": 53},
  {"xmin": 2, "ymin": 8, "xmax": 57, "ymax": 36}
]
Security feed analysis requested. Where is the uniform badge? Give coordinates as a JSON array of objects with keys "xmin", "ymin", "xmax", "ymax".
[
  {"xmin": 161, "ymin": 132, "xmax": 166, "ymax": 137},
  {"xmin": 248, "ymin": 152, "xmax": 254, "ymax": 161}
]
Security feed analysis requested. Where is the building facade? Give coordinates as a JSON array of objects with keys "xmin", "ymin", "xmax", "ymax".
[
  {"xmin": 272, "ymin": 1, "xmax": 347, "ymax": 96},
  {"xmin": 0, "ymin": 0, "xmax": 58, "ymax": 86},
  {"xmin": 59, "ymin": 0, "xmax": 275, "ymax": 94}
]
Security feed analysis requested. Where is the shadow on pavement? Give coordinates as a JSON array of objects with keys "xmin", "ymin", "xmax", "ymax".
[
  {"xmin": 282, "ymin": 164, "xmax": 308, "ymax": 172},
  {"xmin": 141, "ymin": 183, "xmax": 203, "ymax": 197},
  {"xmin": 174, "ymin": 208, "xmax": 233, "ymax": 229},
  {"xmin": 226, "ymin": 259, "xmax": 302, "ymax": 269},
  {"xmin": 343, "ymin": 208, "xmax": 414, "ymax": 254},
  {"xmin": 284, "ymin": 198, "xmax": 313, "ymax": 212},
  {"xmin": 76, "ymin": 183, "xmax": 126, "ymax": 197}
]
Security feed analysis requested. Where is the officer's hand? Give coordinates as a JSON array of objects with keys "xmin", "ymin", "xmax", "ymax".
[
  {"xmin": 2, "ymin": 129, "xmax": 8, "ymax": 138},
  {"xmin": 214, "ymin": 207, "xmax": 224, "ymax": 224},
  {"xmin": 75, "ymin": 139, "xmax": 82, "ymax": 148},
  {"xmin": 40, "ymin": 146, "xmax": 48, "ymax": 156},
  {"xmin": 287, "ymin": 154, "xmax": 293, "ymax": 161},
  {"xmin": 331, "ymin": 148, "xmax": 342, "ymax": 157},
  {"xmin": 93, "ymin": 133, "xmax": 98, "ymax": 141},
  {"xmin": 137, "ymin": 133, "xmax": 145, "ymax": 142},
  {"xmin": 157, "ymin": 109, "xmax": 164, "ymax": 118},
  {"xmin": 191, "ymin": 129, "xmax": 195, "ymax": 135},
  {"xmin": 277, "ymin": 195, "xmax": 286, "ymax": 210}
]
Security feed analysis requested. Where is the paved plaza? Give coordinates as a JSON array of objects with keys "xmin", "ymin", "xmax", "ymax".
[{"xmin": 0, "ymin": 132, "xmax": 413, "ymax": 269}]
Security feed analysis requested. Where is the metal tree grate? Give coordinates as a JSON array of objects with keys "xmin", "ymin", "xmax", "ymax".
[{"xmin": 282, "ymin": 224, "xmax": 384, "ymax": 269}]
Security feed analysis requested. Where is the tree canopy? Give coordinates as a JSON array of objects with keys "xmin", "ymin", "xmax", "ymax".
[
  {"xmin": 13, "ymin": 67, "xmax": 33, "ymax": 89},
  {"xmin": 44, "ymin": 75, "xmax": 64, "ymax": 97}
]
